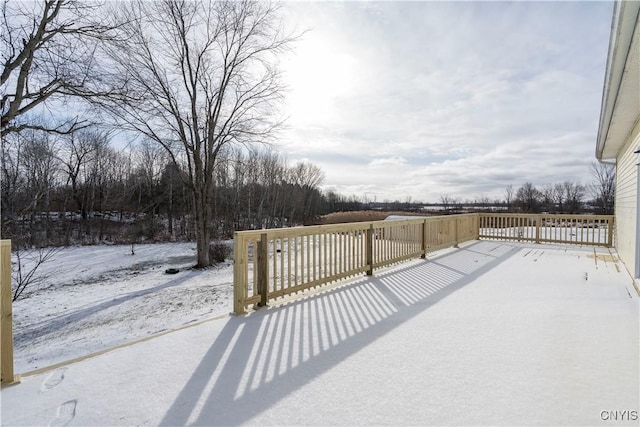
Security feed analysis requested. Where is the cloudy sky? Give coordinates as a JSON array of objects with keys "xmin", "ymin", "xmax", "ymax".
[{"xmin": 277, "ymin": 1, "xmax": 613, "ymax": 203}]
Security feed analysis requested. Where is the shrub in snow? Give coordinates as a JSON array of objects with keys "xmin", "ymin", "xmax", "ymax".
[{"xmin": 209, "ymin": 241, "xmax": 230, "ymax": 263}]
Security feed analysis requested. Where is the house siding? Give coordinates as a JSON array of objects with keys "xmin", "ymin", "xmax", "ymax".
[{"xmin": 614, "ymin": 121, "xmax": 640, "ymax": 278}]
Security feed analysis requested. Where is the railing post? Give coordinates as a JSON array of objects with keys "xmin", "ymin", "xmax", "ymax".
[
  {"xmin": 453, "ymin": 217, "xmax": 459, "ymax": 248},
  {"xmin": 257, "ymin": 233, "xmax": 269, "ymax": 307},
  {"xmin": 1, "ymin": 239, "xmax": 18, "ymax": 385},
  {"xmin": 607, "ymin": 218, "xmax": 614, "ymax": 248},
  {"xmin": 421, "ymin": 220, "xmax": 427, "ymax": 259},
  {"xmin": 535, "ymin": 214, "xmax": 541, "ymax": 244},
  {"xmin": 233, "ymin": 233, "xmax": 247, "ymax": 315},
  {"xmin": 366, "ymin": 224, "xmax": 374, "ymax": 275}
]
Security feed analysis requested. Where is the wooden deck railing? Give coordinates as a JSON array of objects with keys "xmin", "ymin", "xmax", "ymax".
[
  {"xmin": 233, "ymin": 213, "xmax": 614, "ymax": 314},
  {"xmin": 478, "ymin": 213, "xmax": 614, "ymax": 247},
  {"xmin": 233, "ymin": 214, "xmax": 479, "ymax": 314}
]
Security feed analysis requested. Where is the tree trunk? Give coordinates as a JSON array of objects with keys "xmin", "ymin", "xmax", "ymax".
[
  {"xmin": 168, "ymin": 171, "xmax": 173, "ymax": 238},
  {"xmin": 193, "ymin": 188, "xmax": 211, "ymax": 267}
]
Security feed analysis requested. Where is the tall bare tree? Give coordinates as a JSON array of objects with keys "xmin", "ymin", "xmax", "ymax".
[
  {"xmin": 562, "ymin": 181, "xmax": 585, "ymax": 214},
  {"xmin": 1, "ymin": 131, "xmax": 24, "ymax": 228},
  {"xmin": 21, "ymin": 130, "xmax": 59, "ymax": 240},
  {"xmin": 59, "ymin": 129, "xmax": 103, "ymax": 220},
  {"xmin": 291, "ymin": 162, "xmax": 325, "ymax": 224},
  {"xmin": 590, "ymin": 162, "xmax": 615, "ymax": 215},
  {"xmin": 515, "ymin": 182, "xmax": 541, "ymax": 213},
  {"xmin": 1, "ymin": 0, "xmax": 117, "ymax": 137},
  {"xmin": 102, "ymin": 0, "xmax": 295, "ymax": 266},
  {"xmin": 540, "ymin": 184, "xmax": 555, "ymax": 213},
  {"xmin": 504, "ymin": 185, "xmax": 513, "ymax": 212},
  {"xmin": 553, "ymin": 183, "xmax": 565, "ymax": 213}
]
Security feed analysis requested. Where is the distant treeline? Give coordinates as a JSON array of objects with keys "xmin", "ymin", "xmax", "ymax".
[
  {"xmin": 1, "ymin": 129, "xmax": 366, "ymax": 249},
  {"xmin": 1, "ymin": 129, "xmax": 614, "ymax": 250}
]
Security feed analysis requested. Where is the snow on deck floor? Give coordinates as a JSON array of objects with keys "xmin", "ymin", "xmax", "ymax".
[{"xmin": 2, "ymin": 240, "xmax": 638, "ymax": 426}]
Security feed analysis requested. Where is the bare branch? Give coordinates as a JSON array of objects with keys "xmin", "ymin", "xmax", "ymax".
[
  {"xmin": 12, "ymin": 244, "xmax": 62, "ymax": 301},
  {"xmin": 1, "ymin": 0, "xmax": 121, "ymax": 137}
]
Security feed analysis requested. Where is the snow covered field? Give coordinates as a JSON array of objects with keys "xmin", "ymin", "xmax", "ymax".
[
  {"xmin": 2, "ymin": 240, "xmax": 638, "ymax": 426},
  {"xmin": 11, "ymin": 242, "xmax": 234, "ymax": 373}
]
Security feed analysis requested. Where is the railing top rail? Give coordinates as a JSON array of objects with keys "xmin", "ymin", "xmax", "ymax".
[{"xmin": 234, "ymin": 213, "xmax": 479, "ymax": 238}]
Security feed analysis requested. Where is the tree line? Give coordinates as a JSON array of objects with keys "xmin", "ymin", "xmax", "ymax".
[
  {"xmin": 504, "ymin": 164, "xmax": 614, "ymax": 214},
  {"xmin": 0, "ymin": 122, "xmax": 618, "ymax": 251},
  {"xmin": 0, "ymin": 124, "xmax": 617, "ymax": 251},
  {"xmin": 438, "ymin": 163, "xmax": 615, "ymax": 215},
  {"xmin": 0, "ymin": 128, "xmax": 347, "ymax": 249}
]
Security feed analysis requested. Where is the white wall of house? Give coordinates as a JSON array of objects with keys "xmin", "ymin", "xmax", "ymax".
[
  {"xmin": 614, "ymin": 120, "xmax": 640, "ymax": 278},
  {"xmin": 596, "ymin": 1, "xmax": 640, "ymax": 280}
]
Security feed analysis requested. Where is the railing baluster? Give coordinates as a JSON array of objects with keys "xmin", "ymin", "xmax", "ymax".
[
  {"xmin": 257, "ymin": 233, "xmax": 268, "ymax": 307},
  {"xmin": 311, "ymin": 234, "xmax": 316, "ymax": 282},
  {"xmin": 272, "ymin": 238, "xmax": 277, "ymax": 292},
  {"xmin": 280, "ymin": 238, "xmax": 284, "ymax": 291},
  {"xmin": 597, "ymin": 219, "xmax": 601, "ymax": 245},
  {"xmin": 330, "ymin": 232, "xmax": 334, "ymax": 277},
  {"xmin": 349, "ymin": 231, "xmax": 354, "ymax": 272},
  {"xmin": 320, "ymin": 233, "xmax": 325, "ymax": 281},
  {"xmin": 295, "ymin": 236, "xmax": 299, "ymax": 287},
  {"xmin": 308, "ymin": 234, "xmax": 311, "ymax": 280},
  {"xmin": 287, "ymin": 237, "xmax": 292, "ymax": 290},
  {"xmin": 252, "ymin": 240, "xmax": 258, "ymax": 295}
]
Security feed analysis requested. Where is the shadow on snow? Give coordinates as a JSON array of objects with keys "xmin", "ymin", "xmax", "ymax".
[
  {"xmin": 15, "ymin": 271, "xmax": 201, "ymax": 344},
  {"xmin": 159, "ymin": 240, "xmax": 521, "ymax": 426}
]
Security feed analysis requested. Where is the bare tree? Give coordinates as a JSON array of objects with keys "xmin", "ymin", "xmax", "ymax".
[
  {"xmin": 1, "ymin": 0, "xmax": 118, "ymax": 137},
  {"xmin": 476, "ymin": 195, "xmax": 491, "ymax": 211},
  {"xmin": 440, "ymin": 194, "xmax": 452, "ymax": 211},
  {"xmin": 590, "ymin": 162, "xmax": 615, "ymax": 215},
  {"xmin": 1, "ymin": 132, "xmax": 25, "ymax": 230},
  {"xmin": 553, "ymin": 183, "xmax": 565, "ymax": 213},
  {"xmin": 504, "ymin": 185, "xmax": 513, "ymax": 212},
  {"xmin": 0, "ymin": 129, "xmax": 61, "ymax": 246},
  {"xmin": 128, "ymin": 139, "xmax": 169, "ymax": 239},
  {"xmin": 21, "ymin": 130, "xmax": 60, "ymax": 244},
  {"xmin": 59, "ymin": 130, "xmax": 101, "ymax": 220},
  {"xmin": 292, "ymin": 161, "xmax": 325, "ymax": 224},
  {"xmin": 259, "ymin": 147, "xmax": 286, "ymax": 228},
  {"xmin": 515, "ymin": 182, "xmax": 541, "ymax": 213},
  {"xmin": 102, "ymin": 0, "xmax": 296, "ymax": 266},
  {"xmin": 562, "ymin": 181, "xmax": 585, "ymax": 214},
  {"xmin": 541, "ymin": 184, "xmax": 555, "ymax": 213}
]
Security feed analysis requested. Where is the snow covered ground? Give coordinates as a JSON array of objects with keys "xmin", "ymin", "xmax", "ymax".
[
  {"xmin": 2, "ymin": 240, "xmax": 638, "ymax": 426},
  {"xmin": 11, "ymin": 242, "xmax": 234, "ymax": 373}
]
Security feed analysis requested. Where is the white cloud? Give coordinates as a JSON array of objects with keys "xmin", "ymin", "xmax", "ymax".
[
  {"xmin": 368, "ymin": 156, "xmax": 407, "ymax": 168},
  {"xmin": 279, "ymin": 1, "xmax": 613, "ymax": 202}
]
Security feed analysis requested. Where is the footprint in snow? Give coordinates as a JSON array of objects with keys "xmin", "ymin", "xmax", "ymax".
[
  {"xmin": 49, "ymin": 399, "xmax": 77, "ymax": 427},
  {"xmin": 41, "ymin": 367, "xmax": 67, "ymax": 392}
]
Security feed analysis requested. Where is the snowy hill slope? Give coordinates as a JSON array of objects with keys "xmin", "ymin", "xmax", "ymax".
[{"xmin": 12, "ymin": 242, "xmax": 234, "ymax": 373}]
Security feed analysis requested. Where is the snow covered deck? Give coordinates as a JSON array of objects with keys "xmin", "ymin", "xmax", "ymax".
[{"xmin": 2, "ymin": 240, "xmax": 639, "ymax": 426}]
